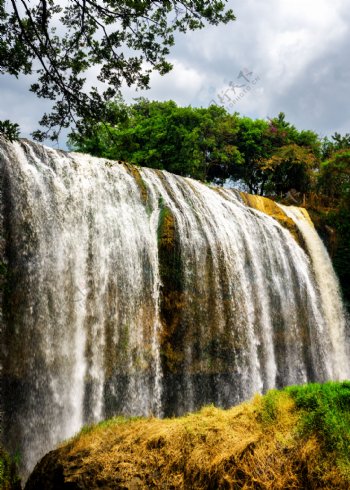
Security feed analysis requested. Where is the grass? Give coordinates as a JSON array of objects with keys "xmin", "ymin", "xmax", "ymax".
[
  {"xmin": 32, "ymin": 382, "xmax": 348, "ymax": 489},
  {"xmin": 287, "ymin": 382, "xmax": 350, "ymax": 476}
]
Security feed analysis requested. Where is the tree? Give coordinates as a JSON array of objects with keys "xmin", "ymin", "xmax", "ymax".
[
  {"xmin": 71, "ymin": 102, "xmax": 324, "ymax": 190},
  {"xmin": 261, "ymin": 143, "xmax": 318, "ymax": 195},
  {"xmin": 197, "ymin": 105, "xmax": 242, "ymax": 183},
  {"xmin": 70, "ymin": 99, "xmax": 242, "ymax": 181},
  {"xmin": 318, "ymin": 150, "xmax": 350, "ymax": 206},
  {"xmin": 0, "ymin": 1, "xmax": 235, "ymax": 140},
  {"xmin": 232, "ymin": 117, "xmax": 271, "ymax": 193},
  {"xmin": 321, "ymin": 132, "xmax": 350, "ymax": 160},
  {"xmin": 0, "ymin": 120, "xmax": 20, "ymax": 141},
  {"xmin": 231, "ymin": 113, "xmax": 320, "ymax": 195}
]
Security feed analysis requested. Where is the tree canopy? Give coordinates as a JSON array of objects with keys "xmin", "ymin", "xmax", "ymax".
[
  {"xmin": 70, "ymin": 99, "xmax": 321, "ymax": 194},
  {"xmin": 318, "ymin": 149, "xmax": 350, "ymax": 206},
  {"xmin": 0, "ymin": 0, "xmax": 235, "ymax": 140},
  {"xmin": 0, "ymin": 119, "xmax": 20, "ymax": 141},
  {"xmin": 70, "ymin": 98, "xmax": 243, "ymax": 181}
]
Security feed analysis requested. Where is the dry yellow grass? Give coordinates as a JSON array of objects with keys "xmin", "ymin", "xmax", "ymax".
[{"xmin": 30, "ymin": 390, "xmax": 344, "ymax": 489}]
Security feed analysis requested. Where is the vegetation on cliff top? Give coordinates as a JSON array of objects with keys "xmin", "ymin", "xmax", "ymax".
[
  {"xmin": 25, "ymin": 382, "xmax": 350, "ymax": 489},
  {"xmin": 70, "ymin": 100, "xmax": 320, "ymax": 192}
]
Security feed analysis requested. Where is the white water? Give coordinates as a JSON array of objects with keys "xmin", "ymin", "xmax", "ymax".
[
  {"xmin": 279, "ymin": 204, "xmax": 350, "ymax": 380},
  {"xmin": 0, "ymin": 139, "xmax": 349, "ymax": 477}
]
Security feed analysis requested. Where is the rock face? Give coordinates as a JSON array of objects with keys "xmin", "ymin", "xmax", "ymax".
[
  {"xmin": 0, "ymin": 138, "xmax": 349, "ymax": 479},
  {"xmin": 240, "ymin": 192, "xmax": 304, "ymax": 244},
  {"xmin": 24, "ymin": 451, "xmax": 65, "ymax": 490}
]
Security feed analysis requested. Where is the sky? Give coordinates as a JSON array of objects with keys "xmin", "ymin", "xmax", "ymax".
[{"xmin": 1, "ymin": 0, "xmax": 349, "ymax": 149}]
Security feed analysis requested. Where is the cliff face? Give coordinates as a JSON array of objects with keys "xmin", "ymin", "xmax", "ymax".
[
  {"xmin": 1, "ymin": 138, "xmax": 349, "ymax": 480},
  {"xmin": 25, "ymin": 383, "xmax": 350, "ymax": 490}
]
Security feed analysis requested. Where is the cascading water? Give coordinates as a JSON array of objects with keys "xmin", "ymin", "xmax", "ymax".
[
  {"xmin": 0, "ymin": 138, "xmax": 349, "ymax": 478},
  {"xmin": 279, "ymin": 204, "xmax": 349, "ymax": 379}
]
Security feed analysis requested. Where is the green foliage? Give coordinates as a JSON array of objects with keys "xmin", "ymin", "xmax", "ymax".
[
  {"xmin": 259, "ymin": 389, "xmax": 281, "ymax": 424},
  {"xmin": 318, "ymin": 149, "xmax": 350, "ymax": 205},
  {"xmin": 0, "ymin": 120, "xmax": 20, "ymax": 141},
  {"xmin": 71, "ymin": 101, "xmax": 321, "ymax": 193},
  {"xmin": 259, "ymin": 383, "xmax": 350, "ymax": 479},
  {"xmin": 321, "ymin": 207, "xmax": 350, "ymax": 305},
  {"xmin": 230, "ymin": 116, "xmax": 270, "ymax": 193},
  {"xmin": 0, "ymin": 448, "xmax": 21, "ymax": 489},
  {"xmin": 321, "ymin": 132, "xmax": 350, "ymax": 159},
  {"xmin": 286, "ymin": 382, "xmax": 350, "ymax": 469},
  {"xmin": 316, "ymin": 150, "xmax": 350, "ymax": 305},
  {"xmin": 0, "ymin": 1, "xmax": 235, "ymax": 140},
  {"xmin": 70, "ymin": 99, "xmax": 242, "ymax": 181},
  {"xmin": 262, "ymin": 143, "xmax": 317, "ymax": 194},
  {"xmin": 229, "ymin": 112, "xmax": 321, "ymax": 194}
]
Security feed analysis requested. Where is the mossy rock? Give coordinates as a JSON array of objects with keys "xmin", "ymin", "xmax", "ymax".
[
  {"xmin": 124, "ymin": 163, "xmax": 149, "ymax": 207},
  {"xmin": 0, "ymin": 448, "xmax": 21, "ymax": 490},
  {"xmin": 157, "ymin": 200, "xmax": 187, "ymax": 374},
  {"xmin": 240, "ymin": 192, "xmax": 304, "ymax": 245}
]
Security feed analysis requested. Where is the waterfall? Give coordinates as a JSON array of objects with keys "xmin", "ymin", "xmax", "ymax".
[
  {"xmin": 279, "ymin": 204, "xmax": 349, "ymax": 380},
  {"xmin": 0, "ymin": 138, "xmax": 349, "ymax": 478}
]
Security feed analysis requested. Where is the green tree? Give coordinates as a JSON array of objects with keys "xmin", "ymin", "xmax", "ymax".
[
  {"xmin": 315, "ymin": 149, "xmax": 350, "ymax": 306},
  {"xmin": 262, "ymin": 143, "xmax": 318, "ymax": 195},
  {"xmin": 231, "ymin": 113, "xmax": 320, "ymax": 195},
  {"xmin": 198, "ymin": 105, "xmax": 242, "ymax": 183},
  {"xmin": 0, "ymin": 1, "xmax": 235, "ymax": 140},
  {"xmin": 0, "ymin": 120, "xmax": 20, "ymax": 141},
  {"xmin": 321, "ymin": 132, "xmax": 350, "ymax": 159},
  {"xmin": 71, "ymin": 103, "xmax": 323, "ymax": 191},
  {"xmin": 232, "ymin": 116, "xmax": 271, "ymax": 193},
  {"xmin": 318, "ymin": 149, "xmax": 350, "ymax": 206},
  {"xmin": 70, "ymin": 99, "xmax": 242, "ymax": 181}
]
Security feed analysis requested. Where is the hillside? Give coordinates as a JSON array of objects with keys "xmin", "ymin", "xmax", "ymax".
[{"xmin": 25, "ymin": 382, "xmax": 350, "ymax": 489}]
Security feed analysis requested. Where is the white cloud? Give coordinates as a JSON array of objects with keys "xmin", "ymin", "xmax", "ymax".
[{"xmin": 122, "ymin": 60, "xmax": 204, "ymax": 106}]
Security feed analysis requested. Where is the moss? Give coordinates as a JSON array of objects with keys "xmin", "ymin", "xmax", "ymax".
[
  {"xmin": 156, "ymin": 198, "xmax": 187, "ymax": 375},
  {"xmin": 157, "ymin": 199, "xmax": 175, "ymax": 249},
  {"xmin": 157, "ymin": 197, "xmax": 182, "ymax": 292},
  {"xmin": 124, "ymin": 163, "xmax": 150, "ymax": 210},
  {"xmin": 0, "ymin": 448, "xmax": 21, "ymax": 490}
]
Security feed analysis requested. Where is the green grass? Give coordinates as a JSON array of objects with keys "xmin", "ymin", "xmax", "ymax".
[
  {"xmin": 260, "ymin": 381, "xmax": 350, "ymax": 479},
  {"xmin": 286, "ymin": 382, "xmax": 350, "ymax": 462}
]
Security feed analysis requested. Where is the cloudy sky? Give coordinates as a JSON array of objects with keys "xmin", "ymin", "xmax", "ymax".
[{"xmin": 1, "ymin": 0, "xmax": 349, "ymax": 148}]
